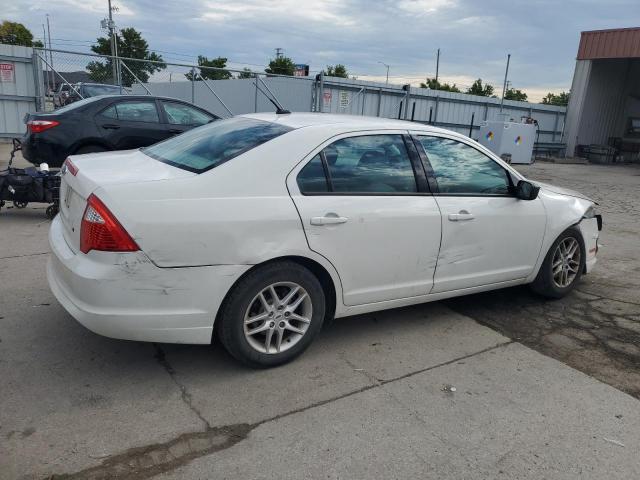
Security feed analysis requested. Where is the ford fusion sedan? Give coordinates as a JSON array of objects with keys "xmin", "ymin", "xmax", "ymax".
[{"xmin": 47, "ymin": 114, "xmax": 602, "ymax": 367}]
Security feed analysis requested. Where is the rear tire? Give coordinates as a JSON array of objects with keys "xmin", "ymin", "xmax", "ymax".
[
  {"xmin": 531, "ymin": 226, "xmax": 585, "ymax": 299},
  {"xmin": 75, "ymin": 144, "xmax": 107, "ymax": 155},
  {"xmin": 218, "ymin": 261, "xmax": 325, "ymax": 368}
]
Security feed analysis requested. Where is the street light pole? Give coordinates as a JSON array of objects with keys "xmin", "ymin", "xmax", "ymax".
[
  {"xmin": 378, "ymin": 61, "xmax": 390, "ymax": 85},
  {"xmin": 435, "ymin": 48, "xmax": 440, "ymax": 86}
]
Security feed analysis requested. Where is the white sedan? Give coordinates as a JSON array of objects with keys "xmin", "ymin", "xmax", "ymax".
[{"xmin": 48, "ymin": 113, "xmax": 602, "ymax": 367}]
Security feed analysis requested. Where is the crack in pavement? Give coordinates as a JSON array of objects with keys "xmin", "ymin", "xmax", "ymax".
[
  {"xmin": 46, "ymin": 341, "xmax": 513, "ymax": 480},
  {"xmin": 0, "ymin": 251, "xmax": 49, "ymax": 260},
  {"xmin": 152, "ymin": 344, "xmax": 212, "ymax": 430}
]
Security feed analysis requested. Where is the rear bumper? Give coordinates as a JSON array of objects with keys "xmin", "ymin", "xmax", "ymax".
[{"xmin": 47, "ymin": 215, "xmax": 250, "ymax": 344}]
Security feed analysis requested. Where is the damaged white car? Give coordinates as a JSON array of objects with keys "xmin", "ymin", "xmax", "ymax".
[{"xmin": 47, "ymin": 114, "xmax": 602, "ymax": 367}]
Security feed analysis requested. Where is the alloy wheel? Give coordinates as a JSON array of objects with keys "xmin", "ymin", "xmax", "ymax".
[
  {"xmin": 243, "ymin": 282, "xmax": 312, "ymax": 354},
  {"xmin": 552, "ymin": 237, "xmax": 581, "ymax": 288}
]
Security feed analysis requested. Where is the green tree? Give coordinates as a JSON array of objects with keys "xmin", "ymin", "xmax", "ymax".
[
  {"xmin": 324, "ymin": 64, "xmax": 348, "ymax": 78},
  {"xmin": 185, "ymin": 55, "xmax": 230, "ymax": 81},
  {"xmin": 87, "ymin": 27, "xmax": 165, "ymax": 87},
  {"xmin": 0, "ymin": 20, "xmax": 42, "ymax": 47},
  {"xmin": 237, "ymin": 68, "xmax": 254, "ymax": 79},
  {"xmin": 504, "ymin": 88, "xmax": 528, "ymax": 102},
  {"xmin": 265, "ymin": 56, "xmax": 295, "ymax": 76},
  {"xmin": 541, "ymin": 91, "xmax": 569, "ymax": 106},
  {"xmin": 466, "ymin": 78, "xmax": 495, "ymax": 97},
  {"xmin": 420, "ymin": 77, "xmax": 460, "ymax": 92}
]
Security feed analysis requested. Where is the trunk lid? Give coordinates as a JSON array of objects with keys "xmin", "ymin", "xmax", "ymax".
[{"xmin": 58, "ymin": 149, "xmax": 195, "ymax": 253}]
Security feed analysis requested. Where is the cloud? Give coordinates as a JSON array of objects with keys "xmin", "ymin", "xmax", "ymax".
[{"xmin": 7, "ymin": 0, "xmax": 640, "ymax": 100}]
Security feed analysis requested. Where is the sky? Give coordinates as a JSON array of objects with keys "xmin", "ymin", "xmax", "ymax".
[{"xmin": 5, "ymin": 0, "xmax": 640, "ymax": 101}]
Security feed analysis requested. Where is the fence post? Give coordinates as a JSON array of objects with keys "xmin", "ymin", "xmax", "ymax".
[
  {"xmin": 403, "ymin": 85, "xmax": 410, "ymax": 120},
  {"xmin": 32, "ymin": 51, "xmax": 46, "ymax": 112},
  {"xmin": 191, "ymin": 67, "xmax": 196, "ymax": 103},
  {"xmin": 319, "ymin": 71, "xmax": 325, "ymax": 113},
  {"xmin": 377, "ymin": 88, "xmax": 382, "ymax": 117},
  {"xmin": 254, "ymin": 73, "xmax": 258, "ymax": 112},
  {"xmin": 468, "ymin": 112, "xmax": 475, "ymax": 138},
  {"xmin": 552, "ymin": 111, "xmax": 559, "ymax": 142}
]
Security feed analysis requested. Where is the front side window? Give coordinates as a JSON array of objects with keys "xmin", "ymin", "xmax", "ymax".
[
  {"xmin": 297, "ymin": 134, "xmax": 417, "ymax": 194},
  {"xmin": 161, "ymin": 101, "xmax": 214, "ymax": 126},
  {"xmin": 143, "ymin": 117, "xmax": 292, "ymax": 173},
  {"xmin": 114, "ymin": 101, "xmax": 159, "ymax": 123},
  {"xmin": 417, "ymin": 136, "xmax": 510, "ymax": 195}
]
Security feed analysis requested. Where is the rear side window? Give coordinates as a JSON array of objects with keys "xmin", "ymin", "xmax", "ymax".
[
  {"xmin": 142, "ymin": 117, "xmax": 292, "ymax": 173},
  {"xmin": 161, "ymin": 101, "xmax": 214, "ymax": 126},
  {"xmin": 114, "ymin": 101, "xmax": 159, "ymax": 123},
  {"xmin": 297, "ymin": 134, "xmax": 418, "ymax": 194}
]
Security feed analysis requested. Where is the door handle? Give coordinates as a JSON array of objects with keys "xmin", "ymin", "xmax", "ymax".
[
  {"xmin": 169, "ymin": 128, "xmax": 183, "ymax": 134},
  {"xmin": 448, "ymin": 210, "xmax": 475, "ymax": 222},
  {"xmin": 101, "ymin": 124, "xmax": 120, "ymax": 130},
  {"xmin": 310, "ymin": 214, "xmax": 348, "ymax": 226}
]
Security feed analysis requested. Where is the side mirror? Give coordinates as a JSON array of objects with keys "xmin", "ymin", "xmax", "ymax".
[{"xmin": 515, "ymin": 180, "xmax": 540, "ymax": 201}]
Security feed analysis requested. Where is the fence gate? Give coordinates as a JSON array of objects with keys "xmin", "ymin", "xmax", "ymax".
[{"xmin": 0, "ymin": 44, "xmax": 43, "ymax": 139}]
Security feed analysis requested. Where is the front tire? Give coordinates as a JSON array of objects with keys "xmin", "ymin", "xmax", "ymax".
[
  {"xmin": 531, "ymin": 226, "xmax": 585, "ymax": 298},
  {"xmin": 218, "ymin": 261, "xmax": 326, "ymax": 368}
]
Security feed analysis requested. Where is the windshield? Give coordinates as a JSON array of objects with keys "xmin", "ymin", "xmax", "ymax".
[
  {"xmin": 83, "ymin": 84, "xmax": 123, "ymax": 96},
  {"xmin": 142, "ymin": 117, "xmax": 293, "ymax": 173}
]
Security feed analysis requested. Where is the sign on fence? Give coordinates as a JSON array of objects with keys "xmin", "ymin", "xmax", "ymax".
[
  {"xmin": 0, "ymin": 63, "xmax": 15, "ymax": 83},
  {"xmin": 339, "ymin": 90, "xmax": 350, "ymax": 108},
  {"xmin": 323, "ymin": 91, "xmax": 332, "ymax": 110}
]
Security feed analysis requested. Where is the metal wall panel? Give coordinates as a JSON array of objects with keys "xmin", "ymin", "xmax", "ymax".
[
  {"xmin": 578, "ymin": 28, "xmax": 640, "ymax": 60},
  {"xmin": 0, "ymin": 44, "xmax": 37, "ymax": 138},
  {"xmin": 576, "ymin": 59, "xmax": 629, "ymax": 146},
  {"xmin": 135, "ymin": 72, "xmax": 566, "ymax": 143}
]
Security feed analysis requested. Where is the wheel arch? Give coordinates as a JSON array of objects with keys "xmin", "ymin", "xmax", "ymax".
[
  {"xmin": 213, "ymin": 255, "xmax": 341, "ymax": 341},
  {"xmin": 71, "ymin": 139, "xmax": 112, "ymax": 154}
]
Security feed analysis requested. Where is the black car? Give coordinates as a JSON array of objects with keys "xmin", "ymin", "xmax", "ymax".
[{"xmin": 22, "ymin": 95, "xmax": 219, "ymax": 168}]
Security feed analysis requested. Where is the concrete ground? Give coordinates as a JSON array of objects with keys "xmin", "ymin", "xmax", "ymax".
[{"xmin": 1, "ymin": 144, "xmax": 639, "ymax": 479}]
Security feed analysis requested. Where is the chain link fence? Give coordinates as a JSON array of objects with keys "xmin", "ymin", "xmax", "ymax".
[{"xmin": 32, "ymin": 48, "xmax": 567, "ymax": 146}]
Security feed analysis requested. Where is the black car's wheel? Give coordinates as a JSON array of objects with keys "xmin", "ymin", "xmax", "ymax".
[
  {"xmin": 218, "ymin": 261, "xmax": 326, "ymax": 368},
  {"xmin": 46, "ymin": 205, "xmax": 58, "ymax": 219},
  {"xmin": 531, "ymin": 226, "xmax": 585, "ymax": 299},
  {"xmin": 13, "ymin": 201, "xmax": 28, "ymax": 209},
  {"xmin": 75, "ymin": 144, "xmax": 107, "ymax": 155}
]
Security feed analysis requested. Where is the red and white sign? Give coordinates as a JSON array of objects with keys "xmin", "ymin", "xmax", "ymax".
[
  {"xmin": 0, "ymin": 63, "xmax": 15, "ymax": 82},
  {"xmin": 322, "ymin": 91, "xmax": 332, "ymax": 109}
]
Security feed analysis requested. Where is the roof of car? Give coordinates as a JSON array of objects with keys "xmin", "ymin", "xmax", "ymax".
[{"xmin": 240, "ymin": 112, "xmax": 454, "ymax": 134}]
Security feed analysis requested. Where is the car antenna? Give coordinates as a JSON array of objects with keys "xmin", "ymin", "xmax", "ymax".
[{"xmin": 253, "ymin": 77, "xmax": 291, "ymax": 114}]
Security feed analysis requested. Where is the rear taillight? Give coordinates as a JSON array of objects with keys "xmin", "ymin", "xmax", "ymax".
[
  {"xmin": 63, "ymin": 157, "xmax": 78, "ymax": 176},
  {"xmin": 80, "ymin": 194, "xmax": 139, "ymax": 254},
  {"xmin": 27, "ymin": 120, "xmax": 60, "ymax": 134}
]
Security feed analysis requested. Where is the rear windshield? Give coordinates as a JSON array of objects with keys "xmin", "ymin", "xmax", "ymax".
[
  {"xmin": 83, "ymin": 84, "xmax": 123, "ymax": 96},
  {"xmin": 142, "ymin": 117, "xmax": 293, "ymax": 173},
  {"xmin": 54, "ymin": 96, "xmax": 102, "ymax": 113}
]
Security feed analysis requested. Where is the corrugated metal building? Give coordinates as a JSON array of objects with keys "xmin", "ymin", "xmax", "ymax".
[{"xmin": 564, "ymin": 27, "xmax": 640, "ymax": 160}]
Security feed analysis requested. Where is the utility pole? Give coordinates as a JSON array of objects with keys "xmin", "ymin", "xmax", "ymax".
[
  {"xmin": 107, "ymin": 0, "xmax": 119, "ymax": 85},
  {"xmin": 46, "ymin": 15, "xmax": 54, "ymax": 91},
  {"xmin": 500, "ymin": 53, "xmax": 511, "ymax": 113},
  {"xmin": 435, "ymin": 48, "xmax": 440, "ymax": 87},
  {"xmin": 42, "ymin": 23, "xmax": 51, "ymax": 94}
]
